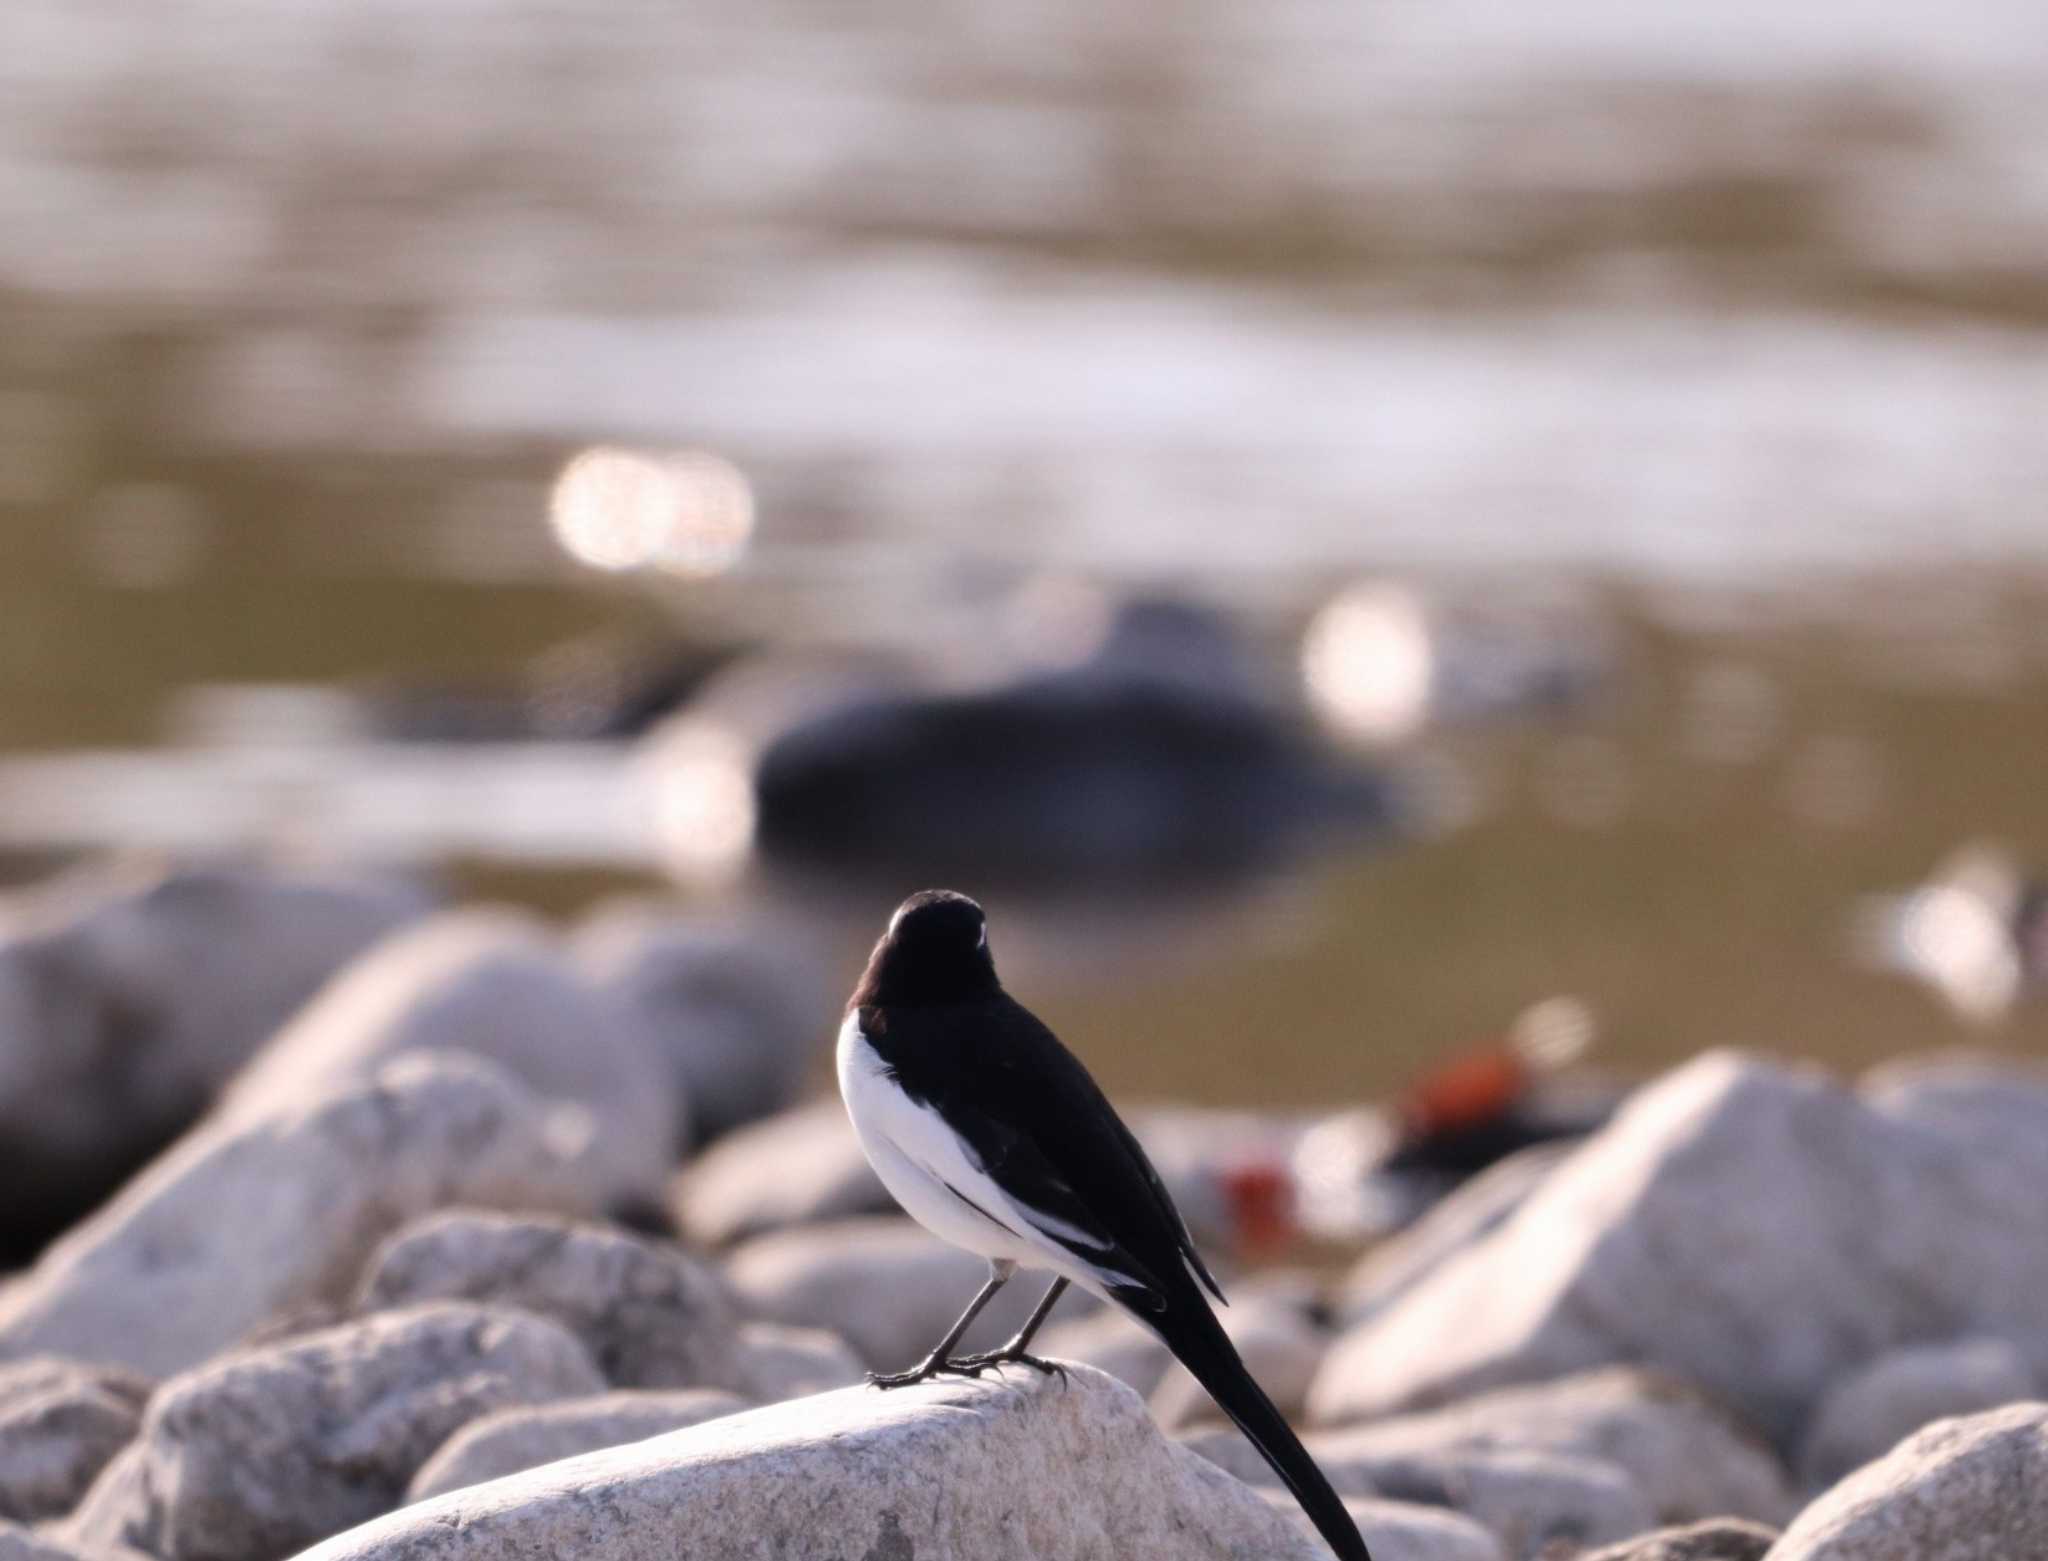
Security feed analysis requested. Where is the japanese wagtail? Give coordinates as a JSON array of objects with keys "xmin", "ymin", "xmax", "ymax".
[{"xmin": 838, "ymin": 889, "xmax": 1370, "ymax": 1560}]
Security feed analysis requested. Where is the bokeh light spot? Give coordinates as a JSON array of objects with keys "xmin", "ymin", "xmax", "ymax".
[
  {"xmin": 1301, "ymin": 581, "xmax": 1435, "ymax": 743},
  {"xmin": 641, "ymin": 720, "xmax": 757, "ymax": 883},
  {"xmin": 549, "ymin": 446, "xmax": 755, "ymax": 578}
]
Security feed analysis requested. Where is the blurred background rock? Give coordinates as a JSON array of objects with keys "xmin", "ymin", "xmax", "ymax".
[{"xmin": 2, "ymin": 0, "xmax": 2046, "ymax": 1244}]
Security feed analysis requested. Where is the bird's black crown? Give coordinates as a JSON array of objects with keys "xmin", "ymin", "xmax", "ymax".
[{"xmin": 852, "ymin": 889, "xmax": 997, "ymax": 1009}]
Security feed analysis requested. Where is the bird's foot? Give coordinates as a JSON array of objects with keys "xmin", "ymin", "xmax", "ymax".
[
  {"xmin": 951, "ymin": 1348, "xmax": 1068, "ymax": 1382},
  {"xmin": 865, "ymin": 1356, "xmax": 990, "ymax": 1389}
]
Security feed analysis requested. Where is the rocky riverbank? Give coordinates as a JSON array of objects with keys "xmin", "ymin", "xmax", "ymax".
[{"xmin": 2, "ymin": 860, "xmax": 2045, "ymax": 1559}]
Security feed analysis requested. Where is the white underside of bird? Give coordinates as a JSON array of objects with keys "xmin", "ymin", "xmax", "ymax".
[{"xmin": 837, "ymin": 1011, "xmax": 1143, "ymax": 1302}]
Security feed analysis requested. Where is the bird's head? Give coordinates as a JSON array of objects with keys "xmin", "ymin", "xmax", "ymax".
[{"xmin": 852, "ymin": 889, "xmax": 998, "ymax": 1008}]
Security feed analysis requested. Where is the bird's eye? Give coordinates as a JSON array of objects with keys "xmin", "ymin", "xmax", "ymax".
[{"xmin": 976, "ymin": 923, "xmax": 988, "ymax": 949}]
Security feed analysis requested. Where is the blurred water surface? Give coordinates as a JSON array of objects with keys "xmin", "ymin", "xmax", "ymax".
[{"xmin": 3, "ymin": 0, "xmax": 2047, "ymax": 1100}]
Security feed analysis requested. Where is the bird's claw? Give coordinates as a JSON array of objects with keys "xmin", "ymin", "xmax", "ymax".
[
  {"xmin": 865, "ymin": 1358, "xmax": 990, "ymax": 1389},
  {"xmin": 949, "ymin": 1349, "xmax": 1068, "ymax": 1383}
]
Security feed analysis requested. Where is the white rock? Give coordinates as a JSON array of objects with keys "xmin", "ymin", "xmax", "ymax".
[
  {"xmin": 669, "ymin": 1098, "xmax": 886, "ymax": 1247},
  {"xmin": 1578, "ymin": 1519, "xmax": 1779, "ymax": 1559},
  {"xmin": 294, "ymin": 1366, "xmax": 1325, "ymax": 1561},
  {"xmin": 354, "ymin": 1210, "xmax": 752, "ymax": 1394},
  {"xmin": 219, "ymin": 910, "xmax": 678, "ymax": 1212},
  {"xmin": 1796, "ymin": 1336, "xmax": 2036, "ymax": 1490},
  {"xmin": 0, "ymin": 1358, "xmax": 151, "ymax": 1523},
  {"xmin": 407, "ymin": 1388, "xmax": 748, "ymax": 1500},
  {"xmin": 1263, "ymin": 1495, "xmax": 1506, "ymax": 1561},
  {"xmin": 1857, "ymin": 1050, "xmax": 2048, "ymax": 1128},
  {"xmin": 63, "ymin": 1303, "xmax": 605, "ymax": 1561},
  {"xmin": 1194, "ymin": 1429, "xmax": 1650, "ymax": 1560},
  {"xmin": 1152, "ymin": 1294, "xmax": 1326, "ymax": 1430},
  {"xmin": 1768, "ymin": 1401, "xmax": 2048, "ymax": 1560},
  {"xmin": 1334, "ymin": 1145, "xmax": 1571, "ymax": 1329},
  {"xmin": 1312, "ymin": 1052, "xmax": 2048, "ymax": 1442},
  {"xmin": 721, "ymin": 1216, "xmax": 1096, "ymax": 1370},
  {"xmin": 1304, "ymin": 1368, "xmax": 1793, "ymax": 1527},
  {"xmin": 728, "ymin": 1322, "xmax": 866, "ymax": 1400},
  {"xmin": 0, "ymin": 861, "xmax": 427, "ymax": 1247},
  {"xmin": 0, "ymin": 1054, "xmax": 598, "ymax": 1378},
  {"xmin": 578, "ymin": 913, "xmax": 829, "ymax": 1141}
]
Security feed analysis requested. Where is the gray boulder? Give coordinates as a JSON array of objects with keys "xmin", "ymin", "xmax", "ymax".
[
  {"xmin": 1767, "ymin": 1401, "xmax": 2048, "ymax": 1560},
  {"xmin": 728, "ymin": 1322, "xmax": 865, "ymax": 1401},
  {"xmin": 1334, "ymin": 1145, "xmax": 1571, "ymax": 1329},
  {"xmin": 669, "ymin": 1098, "xmax": 886, "ymax": 1247},
  {"xmin": 0, "ymin": 1054, "xmax": 598, "ymax": 1378},
  {"xmin": 1796, "ymin": 1336, "xmax": 2035, "ymax": 1491},
  {"xmin": 407, "ymin": 1387, "xmax": 749, "ymax": 1499},
  {"xmin": 1312, "ymin": 1052, "xmax": 2048, "ymax": 1442},
  {"xmin": 1302, "ymin": 1368, "xmax": 1793, "ymax": 1527},
  {"xmin": 354, "ymin": 1211, "xmax": 753, "ymax": 1395},
  {"xmin": 0, "ymin": 860, "xmax": 427, "ymax": 1252},
  {"xmin": 1580, "ymin": 1520, "xmax": 1778, "ymax": 1560},
  {"xmin": 0, "ymin": 1358, "xmax": 151, "ymax": 1523},
  {"xmin": 63, "ymin": 1303, "xmax": 605, "ymax": 1561},
  {"xmin": 218, "ymin": 910, "xmax": 678, "ymax": 1213},
  {"xmin": 578, "ymin": 913, "xmax": 829, "ymax": 1141},
  {"xmin": 291, "ymin": 1365, "xmax": 1327, "ymax": 1561},
  {"xmin": 721, "ymin": 1216, "xmax": 1096, "ymax": 1370},
  {"xmin": 1192, "ymin": 1430, "xmax": 1650, "ymax": 1560}
]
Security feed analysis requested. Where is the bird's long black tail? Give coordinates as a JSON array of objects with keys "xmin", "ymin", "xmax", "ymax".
[{"xmin": 1125, "ymin": 1288, "xmax": 1371, "ymax": 1560}]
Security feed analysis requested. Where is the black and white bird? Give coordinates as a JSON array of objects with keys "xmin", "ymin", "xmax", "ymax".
[{"xmin": 837, "ymin": 889, "xmax": 1371, "ymax": 1561}]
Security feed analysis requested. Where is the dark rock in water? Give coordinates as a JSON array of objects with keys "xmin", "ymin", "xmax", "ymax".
[
  {"xmin": 751, "ymin": 655, "xmax": 1390, "ymax": 888},
  {"xmin": 0, "ymin": 860, "xmax": 430, "ymax": 1263}
]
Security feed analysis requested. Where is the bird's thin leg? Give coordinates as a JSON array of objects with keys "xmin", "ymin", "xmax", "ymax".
[
  {"xmin": 867, "ymin": 1262, "xmax": 1014, "ymax": 1388},
  {"xmin": 954, "ymin": 1276, "xmax": 1069, "ymax": 1378}
]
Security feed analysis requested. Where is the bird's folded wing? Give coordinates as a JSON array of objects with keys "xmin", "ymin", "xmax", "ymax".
[{"xmin": 939, "ymin": 1096, "xmax": 1174, "ymax": 1310}]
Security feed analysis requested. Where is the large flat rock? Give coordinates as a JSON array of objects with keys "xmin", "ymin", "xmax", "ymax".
[
  {"xmin": 1312, "ymin": 1052, "xmax": 2048, "ymax": 1442},
  {"xmin": 294, "ymin": 1365, "xmax": 1326, "ymax": 1561}
]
